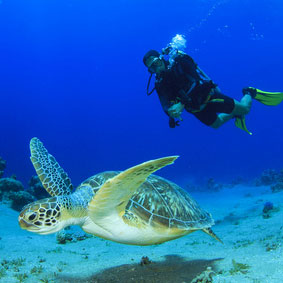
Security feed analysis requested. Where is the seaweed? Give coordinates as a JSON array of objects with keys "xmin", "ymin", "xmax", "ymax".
[
  {"xmin": 1, "ymin": 259, "xmax": 9, "ymax": 269},
  {"xmin": 39, "ymin": 278, "xmax": 50, "ymax": 283},
  {"xmin": 14, "ymin": 272, "xmax": 28, "ymax": 282},
  {"xmin": 11, "ymin": 257, "xmax": 26, "ymax": 267},
  {"xmin": 38, "ymin": 257, "xmax": 46, "ymax": 263},
  {"xmin": 229, "ymin": 259, "xmax": 250, "ymax": 275},
  {"xmin": 46, "ymin": 247, "xmax": 63, "ymax": 254},
  {"xmin": 57, "ymin": 261, "xmax": 67, "ymax": 273},
  {"xmin": 1, "ymin": 257, "xmax": 26, "ymax": 270},
  {"xmin": 30, "ymin": 265, "xmax": 43, "ymax": 274},
  {"xmin": 233, "ymin": 239, "xmax": 253, "ymax": 249},
  {"xmin": 265, "ymin": 242, "xmax": 280, "ymax": 252},
  {"xmin": 0, "ymin": 267, "xmax": 6, "ymax": 279}
]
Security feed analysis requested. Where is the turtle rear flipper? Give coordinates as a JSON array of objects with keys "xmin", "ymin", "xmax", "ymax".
[
  {"xmin": 202, "ymin": 228, "xmax": 223, "ymax": 244},
  {"xmin": 87, "ymin": 156, "xmax": 178, "ymax": 224}
]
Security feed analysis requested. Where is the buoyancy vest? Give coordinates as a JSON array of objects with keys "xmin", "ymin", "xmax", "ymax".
[{"xmin": 156, "ymin": 53, "xmax": 216, "ymax": 112}]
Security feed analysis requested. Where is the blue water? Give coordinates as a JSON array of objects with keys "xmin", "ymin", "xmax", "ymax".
[{"xmin": 0, "ymin": 0, "xmax": 283, "ymax": 188}]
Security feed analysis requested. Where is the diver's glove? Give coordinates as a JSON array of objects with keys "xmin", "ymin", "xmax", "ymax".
[{"xmin": 169, "ymin": 117, "xmax": 180, "ymax": 128}]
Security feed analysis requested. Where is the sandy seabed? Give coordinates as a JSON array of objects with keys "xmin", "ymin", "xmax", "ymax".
[{"xmin": 0, "ymin": 184, "xmax": 282, "ymax": 283}]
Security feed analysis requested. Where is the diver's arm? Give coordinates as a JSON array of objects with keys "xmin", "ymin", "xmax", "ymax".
[
  {"xmin": 156, "ymin": 89, "xmax": 173, "ymax": 117},
  {"xmin": 157, "ymin": 90, "xmax": 182, "ymax": 128}
]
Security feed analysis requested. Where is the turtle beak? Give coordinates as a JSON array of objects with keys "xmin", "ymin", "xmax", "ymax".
[
  {"xmin": 19, "ymin": 218, "xmax": 31, "ymax": 229},
  {"xmin": 18, "ymin": 217, "xmax": 37, "ymax": 230}
]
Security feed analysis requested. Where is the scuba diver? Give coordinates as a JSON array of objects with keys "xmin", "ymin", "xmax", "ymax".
[{"xmin": 143, "ymin": 35, "xmax": 283, "ymax": 135}]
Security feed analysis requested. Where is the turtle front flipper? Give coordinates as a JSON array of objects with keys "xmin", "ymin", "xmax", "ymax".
[
  {"xmin": 30, "ymin": 137, "xmax": 73, "ymax": 196},
  {"xmin": 88, "ymin": 156, "xmax": 178, "ymax": 223}
]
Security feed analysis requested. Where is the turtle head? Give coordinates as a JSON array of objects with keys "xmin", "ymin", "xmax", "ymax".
[{"xmin": 18, "ymin": 197, "xmax": 66, "ymax": 235}]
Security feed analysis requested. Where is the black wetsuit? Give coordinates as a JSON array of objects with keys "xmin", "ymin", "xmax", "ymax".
[{"xmin": 155, "ymin": 54, "xmax": 235, "ymax": 127}]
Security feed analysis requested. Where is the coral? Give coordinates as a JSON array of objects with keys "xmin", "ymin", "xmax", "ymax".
[
  {"xmin": 0, "ymin": 177, "xmax": 24, "ymax": 193},
  {"xmin": 0, "ymin": 177, "xmax": 26, "ymax": 207},
  {"xmin": 186, "ymin": 178, "xmax": 223, "ymax": 192},
  {"xmin": 205, "ymin": 178, "xmax": 223, "ymax": 192},
  {"xmin": 10, "ymin": 174, "xmax": 17, "ymax": 180},
  {"xmin": 7, "ymin": 190, "xmax": 35, "ymax": 211},
  {"xmin": 0, "ymin": 177, "xmax": 35, "ymax": 210},
  {"xmin": 27, "ymin": 175, "xmax": 49, "ymax": 199},
  {"xmin": 191, "ymin": 267, "xmax": 215, "ymax": 283},
  {"xmin": 0, "ymin": 175, "xmax": 38, "ymax": 211},
  {"xmin": 0, "ymin": 156, "xmax": 6, "ymax": 178},
  {"xmin": 56, "ymin": 229, "xmax": 90, "ymax": 244},
  {"xmin": 271, "ymin": 182, "xmax": 283, "ymax": 193},
  {"xmin": 262, "ymin": 203, "xmax": 280, "ymax": 219},
  {"xmin": 228, "ymin": 176, "xmax": 245, "ymax": 188},
  {"xmin": 140, "ymin": 256, "xmax": 152, "ymax": 266},
  {"xmin": 256, "ymin": 169, "xmax": 278, "ymax": 186},
  {"xmin": 276, "ymin": 169, "xmax": 283, "ymax": 182},
  {"xmin": 263, "ymin": 201, "xmax": 273, "ymax": 212},
  {"xmin": 258, "ymin": 167, "xmax": 283, "ymax": 193},
  {"xmin": 56, "ymin": 230, "xmax": 73, "ymax": 244}
]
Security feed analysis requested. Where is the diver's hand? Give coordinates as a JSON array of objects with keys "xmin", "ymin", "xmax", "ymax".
[
  {"xmin": 169, "ymin": 118, "xmax": 175, "ymax": 128},
  {"xmin": 168, "ymin": 102, "xmax": 184, "ymax": 120},
  {"xmin": 169, "ymin": 117, "xmax": 180, "ymax": 128}
]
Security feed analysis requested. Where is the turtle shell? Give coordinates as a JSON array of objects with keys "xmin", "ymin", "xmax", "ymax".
[{"xmin": 78, "ymin": 172, "xmax": 213, "ymax": 230}]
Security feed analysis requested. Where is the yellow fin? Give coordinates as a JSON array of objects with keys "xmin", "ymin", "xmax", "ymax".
[
  {"xmin": 235, "ymin": 116, "xmax": 252, "ymax": 135},
  {"xmin": 255, "ymin": 88, "xmax": 283, "ymax": 106}
]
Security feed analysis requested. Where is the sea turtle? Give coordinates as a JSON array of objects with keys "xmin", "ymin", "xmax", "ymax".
[{"xmin": 18, "ymin": 138, "xmax": 221, "ymax": 245}]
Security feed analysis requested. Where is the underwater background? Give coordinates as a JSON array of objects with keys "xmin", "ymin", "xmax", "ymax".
[
  {"xmin": 1, "ymin": 0, "xmax": 283, "ymax": 186},
  {"xmin": 1, "ymin": 1, "xmax": 283, "ymax": 282}
]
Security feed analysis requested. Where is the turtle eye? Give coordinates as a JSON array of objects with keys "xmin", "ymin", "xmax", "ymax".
[{"xmin": 28, "ymin": 213, "xmax": 37, "ymax": 221}]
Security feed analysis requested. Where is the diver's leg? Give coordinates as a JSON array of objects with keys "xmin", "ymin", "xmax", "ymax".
[
  {"xmin": 210, "ymin": 113, "xmax": 233, "ymax": 128},
  {"xmin": 231, "ymin": 95, "xmax": 252, "ymax": 116},
  {"xmin": 210, "ymin": 95, "xmax": 252, "ymax": 129}
]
